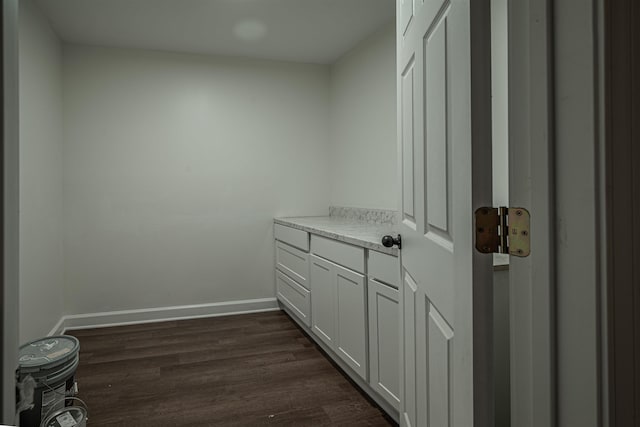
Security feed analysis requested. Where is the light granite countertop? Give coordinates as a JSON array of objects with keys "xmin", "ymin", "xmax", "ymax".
[{"xmin": 274, "ymin": 216, "xmax": 399, "ymax": 256}]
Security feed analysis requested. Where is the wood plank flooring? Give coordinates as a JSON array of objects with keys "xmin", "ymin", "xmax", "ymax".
[{"xmin": 68, "ymin": 311, "xmax": 396, "ymax": 426}]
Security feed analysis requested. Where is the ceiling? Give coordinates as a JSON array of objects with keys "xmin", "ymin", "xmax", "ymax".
[{"xmin": 35, "ymin": 0, "xmax": 395, "ymax": 64}]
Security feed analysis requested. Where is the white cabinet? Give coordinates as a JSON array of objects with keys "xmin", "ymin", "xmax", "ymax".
[
  {"xmin": 368, "ymin": 278, "xmax": 400, "ymax": 409},
  {"xmin": 274, "ymin": 221, "xmax": 400, "ymax": 417},
  {"xmin": 310, "ymin": 254, "xmax": 367, "ymax": 379}
]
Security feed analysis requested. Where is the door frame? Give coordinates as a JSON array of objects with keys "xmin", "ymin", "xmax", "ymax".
[
  {"xmin": 507, "ymin": 0, "xmax": 555, "ymax": 425},
  {"xmin": 604, "ymin": 0, "xmax": 640, "ymax": 424},
  {"xmin": 553, "ymin": 0, "xmax": 605, "ymax": 425},
  {"xmin": 2, "ymin": 0, "xmax": 19, "ymax": 423},
  {"xmin": 509, "ymin": 0, "xmax": 607, "ymax": 426}
]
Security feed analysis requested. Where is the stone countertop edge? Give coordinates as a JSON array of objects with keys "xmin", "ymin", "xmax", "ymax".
[{"xmin": 274, "ymin": 217, "xmax": 399, "ymax": 257}]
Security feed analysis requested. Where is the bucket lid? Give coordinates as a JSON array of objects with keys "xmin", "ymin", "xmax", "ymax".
[
  {"xmin": 19, "ymin": 336, "xmax": 80, "ymax": 371},
  {"xmin": 41, "ymin": 406, "xmax": 86, "ymax": 427}
]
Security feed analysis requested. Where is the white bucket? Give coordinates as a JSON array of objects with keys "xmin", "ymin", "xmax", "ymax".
[
  {"xmin": 17, "ymin": 336, "xmax": 81, "ymax": 427},
  {"xmin": 40, "ymin": 397, "xmax": 88, "ymax": 427}
]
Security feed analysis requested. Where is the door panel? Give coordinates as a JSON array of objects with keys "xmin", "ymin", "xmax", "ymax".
[
  {"xmin": 400, "ymin": 0, "xmax": 415, "ymax": 36},
  {"xmin": 401, "ymin": 271, "xmax": 418, "ymax": 427},
  {"xmin": 427, "ymin": 300, "xmax": 454, "ymax": 426},
  {"xmin": 401, "ymin": 59, "xmax": 417, "ymax": 229},
  {"xmin": 421, "ymin": 247, "xmax": 454, "ymax": 322},
  {"xmin": 424, "ymin": 4, "xmax": 452, "ymax": 240}
]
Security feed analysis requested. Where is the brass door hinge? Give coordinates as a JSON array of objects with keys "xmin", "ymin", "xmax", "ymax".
[{"xmin": 475, "ymin": 207, "xmax": 530, "ymax": 257}]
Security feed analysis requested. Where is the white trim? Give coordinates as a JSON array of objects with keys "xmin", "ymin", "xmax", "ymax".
[
  {"xmin": 553, "ymin": 0, "xmax": 603, "ymax": 424},
  {"xmin": 47, "ymin": 298, "xmax": 279, "ymax": 334},
  {"xmin": 3, "ymin": 0, "xmax": 20, "ymax": 423},
  {"xmin": 508, "ymin": 0, "xmax": 555, "ymax": 425},
  {"xmin": 596, "ymin": 0, "xmax": 608, "ymax": 423},
  {"xmin": 47, "ymin": 316, "xmax": 66, "ymax": 337}
]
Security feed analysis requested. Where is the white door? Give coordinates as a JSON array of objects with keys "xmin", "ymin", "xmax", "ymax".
[{"xmin": 396, "ymin": 0, "xmax": 493, "ymax": 425}]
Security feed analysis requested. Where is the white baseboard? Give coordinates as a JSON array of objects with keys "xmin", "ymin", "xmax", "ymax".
[
  {"xmin": 47, "ymin": 298, "xmax": 280, "ymax": 335},
  {"xmin": 48, "ymin": 316, "xmax": 67, "ymax": 336}
]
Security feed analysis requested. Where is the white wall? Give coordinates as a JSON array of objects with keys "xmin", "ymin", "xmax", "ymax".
[
  {"xmin": 328, "ymin": 23, "xmax": 396, "ymax": 210},
  {"xmin": 62, "ymin": 45, "xmax": 331, "ymax": 314},
  {"xmin": 19, "ymin": 0, "xmax": 65, "ymax": 343}
]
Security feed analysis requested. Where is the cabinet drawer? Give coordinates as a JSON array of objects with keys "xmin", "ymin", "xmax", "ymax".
[
  {"xmin": 368, "ymin": 251, "xmax": 399, "ymax": 288},
  {"xmin": 274, "ymin": 223, "xmax": 309, "ymax": 252},
  {"xmin": 276, "ymin": 240, "xmax": 310, "ymax": 290},
  {"xmin": 276, "ymin": 270, "xmax": 311, "ymax": 327},
  {"xmin": 311, "ymin": 235, "xmax": 365, "ymax": 274}
]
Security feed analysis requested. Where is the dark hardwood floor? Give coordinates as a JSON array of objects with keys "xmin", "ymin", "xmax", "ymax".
[{"xmin": 68, "ymin": 310, "xmax": 396, "ymax": 426}]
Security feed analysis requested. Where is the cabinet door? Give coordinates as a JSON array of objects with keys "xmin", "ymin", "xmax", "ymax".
[
  {"xmin": 368, "ymin": 278, "xmax": 400, "ymax": 408},
  {"xmin": 335, "ymin": 263, "xmax": 367, "ymax": 379},
  {"xmin": 310, "ymin": 255, "xmax": 335, "ymax": 348}
]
